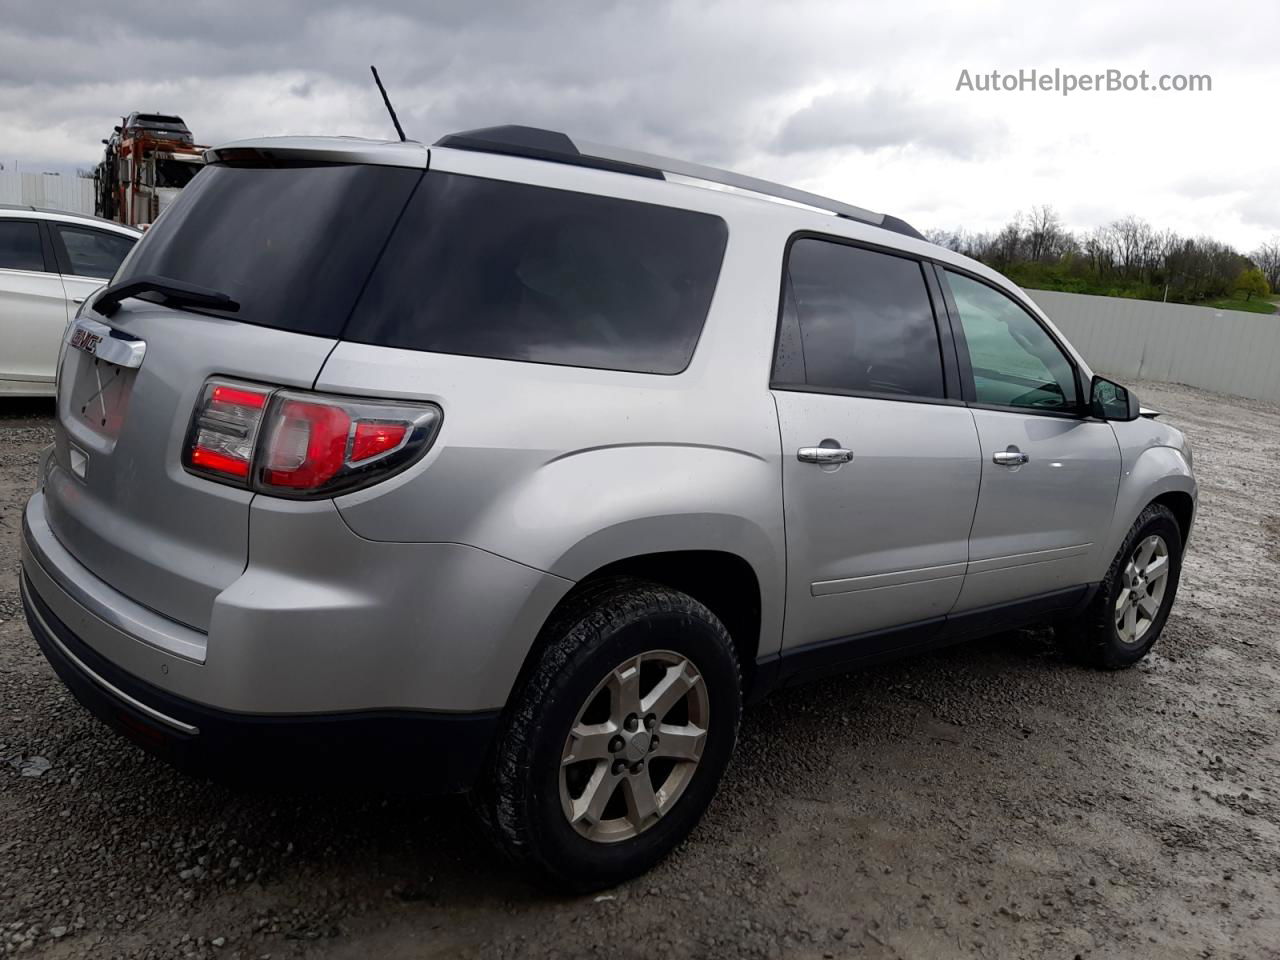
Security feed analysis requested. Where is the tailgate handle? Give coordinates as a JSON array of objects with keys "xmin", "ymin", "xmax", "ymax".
[{"xmin": 66, "ymin": 316, "xmax": 146, "ymax": 369}]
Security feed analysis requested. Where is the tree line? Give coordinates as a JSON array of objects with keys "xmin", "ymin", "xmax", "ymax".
[{"xmin": 926, "ymin": 206, "xmax": 1279, "ymax": 307}]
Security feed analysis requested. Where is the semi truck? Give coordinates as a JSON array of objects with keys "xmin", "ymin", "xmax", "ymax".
[{"xmin": 94, "ymin": 113, "xmax": 206, "ymax": 227}]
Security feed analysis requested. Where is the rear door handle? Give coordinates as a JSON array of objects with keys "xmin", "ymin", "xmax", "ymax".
[
  {"xmin": 798, "ymin": 446, "xmax": 854, "ymax": 465},
  {"xmin": 992, "ymin": 449, "xmax": 1030, "ymax": 466}
]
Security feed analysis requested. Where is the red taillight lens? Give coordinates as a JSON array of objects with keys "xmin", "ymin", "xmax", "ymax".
[
  {"xmin": 211, "ymin": 385, "xmax": 268, "ymax": 409},
  {"xmin": 190, "ymin": 447, "xmax": 252, "ymax": 478},
  {"xmin": 183, "ymin": 378, "xmax": 441, "ymax": 498},
  {"xmin": 350, "ymin": 421, "xmax": 408, "ymax": 463},
  {"xmin": 261, "ymin": 399, "xmax": 352, "ymax": 489},
  {"xmin": 184, "ymin": 379, "xmax": 271, "ymax": 483}
]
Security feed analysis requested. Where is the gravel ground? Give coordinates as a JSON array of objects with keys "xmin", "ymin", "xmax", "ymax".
[{"xmin": 2, "ymin": 381, "xmax": 1278, "ymax": 959}]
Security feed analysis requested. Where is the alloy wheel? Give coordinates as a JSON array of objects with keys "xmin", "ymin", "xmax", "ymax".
[
  {"xmin": 559, "ymin": 650, "xmax": 709, "ymax": 843},
  {"xmin": 1115, "ymin": 534, "xmax": 1170, "ymax": 645}
]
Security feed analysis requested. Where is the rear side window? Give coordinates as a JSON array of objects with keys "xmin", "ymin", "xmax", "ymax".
[
  {"xmin": 773, "ymin": 238, "xmax": 945, "ymax": 399},
  {"xmin": 54, "ymin": 225, "xmax": 135, "ymax": 279},
  {"xmin": 0, "ymin": 220, "xmax": 44, "ymax": 272},
  {"xmin": 113, "ymin": 163, "xmax": 421, "ymax": 336},
  {"xmin": 344, "ymin": 172, "xmax": 729, "ymax": 374}
]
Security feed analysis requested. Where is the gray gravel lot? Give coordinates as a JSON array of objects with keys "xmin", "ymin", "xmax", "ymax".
[{"xmin": 2, "ymin": 381, "xmax": 1279, "ymax": 959}]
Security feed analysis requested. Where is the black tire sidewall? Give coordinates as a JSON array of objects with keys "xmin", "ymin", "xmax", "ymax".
[{"xmin": 519, "ymin": 601, "xmax": 740, "ymax": 889}]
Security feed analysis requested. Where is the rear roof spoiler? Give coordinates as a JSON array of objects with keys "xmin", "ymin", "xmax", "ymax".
[
  {"xmin": 204, "ymin": 137, "xmax": 429, "ymax": 170},
  {"xmin": 434, "ymin": 125, "xmax": 925, "ymax": 241}
]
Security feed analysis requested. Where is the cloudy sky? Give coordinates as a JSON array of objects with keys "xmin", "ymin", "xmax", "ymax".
[{"xmin": 1, "ymin": 0, "xmax": 1275, "ymax": 251}]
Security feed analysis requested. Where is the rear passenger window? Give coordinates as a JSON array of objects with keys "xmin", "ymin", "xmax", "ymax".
[
  {"xmin": 773, "ymin": 238, "xmax": 945, "ymax": 399},
  {"xmin": 54, "ymin": 225, "xmax": 136, "ymax": 279},
  {"xmin": 0, "ymin": 220, "xmax": 44, "ymax": 273},
  {"xmin": 344, "ymin": 171, "xmax": 729, "ymax": 374}
]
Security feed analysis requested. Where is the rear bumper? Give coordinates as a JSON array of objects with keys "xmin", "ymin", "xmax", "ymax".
[
  {"xmin": 21, "ymin": 571, "xmax": 498, "ymax": 791},
  {"xmin": 20, "ymin": 488, "xmax": 575, "ymax": 791},
  {"xmin": 22, "ymin": 490, "xmax": 572, "ymax": 715}
]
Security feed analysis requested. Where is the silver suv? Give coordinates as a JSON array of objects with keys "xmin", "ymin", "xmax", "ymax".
[{"xmin": 20, "ymin": 126, "xmax": 1196, "ymax": 890}]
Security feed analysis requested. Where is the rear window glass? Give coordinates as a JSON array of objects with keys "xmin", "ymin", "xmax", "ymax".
[
  {"xmin": 113, "ymin": 163, "xmax": 421, "ymax": 336},
  {"xmin": 55, "ymin": 225, "xmax": 136, "ymax": 279},
  {"xmin": 774, "ymin": 238, "xmax": 945, "ymax": 399},
  {"xmin": 344, "ymin": 171, "xmax": 729, "ymax": 374},
  {"xmin": 0, "ymin": 220, "xmax": 44, "ymax": 272}
]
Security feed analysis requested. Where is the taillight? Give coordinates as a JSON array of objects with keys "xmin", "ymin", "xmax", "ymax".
[
  {"xmin": 261, "ymin": 399, "xmax": 352, "ymax": 490},
  {"xmin": 183, "ymin": 379, "xmax": 441, "ymax": 498},
  {"xmin": 185, "ymin": 380, "xmax": 270, "ymax": 482}
]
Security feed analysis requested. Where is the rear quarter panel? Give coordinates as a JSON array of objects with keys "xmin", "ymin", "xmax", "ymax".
[{"xmin": 317, "ymin": 195, "xmax": 793, "ymax": 659}]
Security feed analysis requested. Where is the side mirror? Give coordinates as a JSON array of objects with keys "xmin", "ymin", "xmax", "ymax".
[{"xmin": 1090, "ymin": 375, "xmax": 1140, "ymax": 421}]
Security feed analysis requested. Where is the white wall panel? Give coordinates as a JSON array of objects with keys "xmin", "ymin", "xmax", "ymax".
[{"xmin": 1028, "ymin": 290, "xmax": 1280, "ymax": 403}]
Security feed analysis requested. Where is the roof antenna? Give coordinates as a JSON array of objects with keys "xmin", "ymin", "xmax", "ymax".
[{"xmin": 370, "ymin": 65, "xmax": 407, "ymax": 142}]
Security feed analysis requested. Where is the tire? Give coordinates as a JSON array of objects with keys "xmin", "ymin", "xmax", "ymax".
[
  {"xmin": 1056, "ymin": 503, "xmax": 1183, "ymax": 669},
  {"xmin": 475, "ymin": 577, "xmax": 742, "ymax": 892}
]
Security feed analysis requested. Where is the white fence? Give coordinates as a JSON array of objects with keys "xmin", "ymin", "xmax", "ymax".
[
  {"xmin": 1027, "ymin": 289, "xmax": 1280, "ymax": 404},
  {"xmin": 0, "ymin": 170, "xmax": 96, "ymax": 216}
]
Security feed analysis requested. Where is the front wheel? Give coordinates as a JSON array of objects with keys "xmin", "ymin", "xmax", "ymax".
[
  {"xmin": 1056, "ymin": 503, "xmax": 1184, "ymax": 669},
  {"xmin": 475, "ymin": 578, "xmax": 742, "ymax": 891}
]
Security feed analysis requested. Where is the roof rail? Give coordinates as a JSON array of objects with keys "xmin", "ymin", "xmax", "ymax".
[{"xmin": 433, "ymin": 125, "xmax": 924, "ymax": 240}]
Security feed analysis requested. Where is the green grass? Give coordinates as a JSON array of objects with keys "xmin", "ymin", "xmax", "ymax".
[
  {"xmin": 996, "ymin": 260, "xmax": 1278, "ymax": 314},
  {"xmin": 1200, "ymin": 297, "xmax": 1278, "ymax": 315}
]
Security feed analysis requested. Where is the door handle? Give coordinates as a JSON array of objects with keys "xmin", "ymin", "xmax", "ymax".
[
  {"xmin": 798, "ymin": 446, "xmax": 854, "ymax": 465},
  {"xmin": 992, "ymin": 449, "xmax": 1030, "ymax": 467}
]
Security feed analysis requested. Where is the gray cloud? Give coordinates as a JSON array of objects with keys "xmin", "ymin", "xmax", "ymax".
[
  {"xmin": 1236, "ymin": 191, "xmax": 1280, "ymax": 231},
  {"xmin": 773, "ymin": 88, "xmax": 1004, "ymax": 158},
  {"xmin": 1172, "ymin": 173, "xmax": 1249, "ymax": 199},
  {"xmin": 0, "ymin": 1, "xmax": 1017, "ymax": 167},
  {"xmin": 0, "ymin": 0, "xmax": 1275, "ymax": 247}
]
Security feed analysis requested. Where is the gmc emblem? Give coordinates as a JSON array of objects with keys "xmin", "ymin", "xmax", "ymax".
[{"xmin": 69, "ymin": 328, "xmax": 103, "ymax": 354}]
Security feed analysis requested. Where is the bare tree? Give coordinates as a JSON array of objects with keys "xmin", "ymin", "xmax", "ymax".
[
  {"xmin": 920, "ymin": 207, "xmax": 1259, "ymax": 306},
  {"xmin": 1025, "ymin": 205, "xmax": 1063, "ymax": 262},
  {"xmin": 924, "ymin": 228, "xmax": 962, "ymax": 252},
  {"xmin": 1083, "ymin": 226, "xmax": 1115, "ymax": 277},
  {"xmin": 992, "ymin": 214, "xmax": 1023, "ymax": 267},
  {"xmin": 1251, "ymin": 238, "xmax": 1280, "ymax": 295}
]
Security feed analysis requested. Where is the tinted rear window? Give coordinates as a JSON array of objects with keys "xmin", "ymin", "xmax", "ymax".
[
  {"xmin": 0, "ymin": 220, "xmax": 44, "ymax": 272},
  {"xmin": 54, "ymin": 224, "xmax": 136, "ymax": 279},
  {"xmin": 344, "ymin": 171, "xmax": 728, "ymax": 374},
  {"xmin": 113, "ymin": 163, "xmax": 421, "ymax": 336},
  {"xmin": 773, "ymin": 238, "xmax": 945, "ymax": 399}
]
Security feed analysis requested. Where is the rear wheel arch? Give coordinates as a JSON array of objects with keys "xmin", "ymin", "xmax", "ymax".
[{"xmin": 510, "ymin": 551, "xmax": 763, "ymax": 709}]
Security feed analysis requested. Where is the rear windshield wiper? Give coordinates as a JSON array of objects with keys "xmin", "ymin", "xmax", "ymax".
[{"xmin": 94, "ymin": 274, "xmax": 240, "ymax": 318}]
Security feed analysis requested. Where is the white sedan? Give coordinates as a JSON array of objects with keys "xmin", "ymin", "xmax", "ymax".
[{"xmin": 0, "ymin": 206, "xmax": 139, "ymax": 396}]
